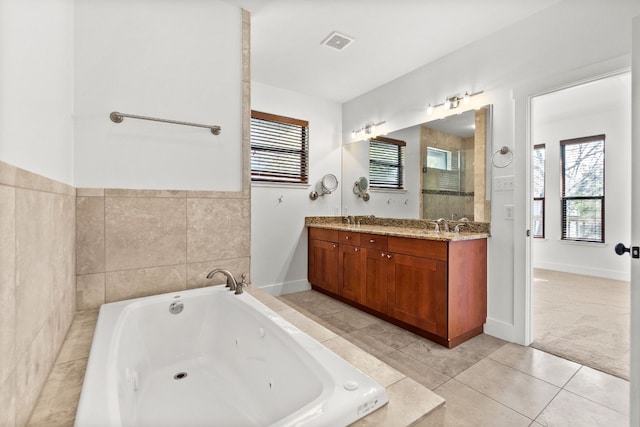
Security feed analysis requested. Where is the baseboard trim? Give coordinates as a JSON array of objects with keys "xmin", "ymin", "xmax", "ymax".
[
  {"xmin": 534, "ymin": 261, "xmax": 630, "ymax": 282},
  {"xmin": 484, "ymin": 317, "xmax": 516, "ymax": 343},
  {"xmin": 256, "ymin": 280, "xmax": 311, "ymax": 296}
]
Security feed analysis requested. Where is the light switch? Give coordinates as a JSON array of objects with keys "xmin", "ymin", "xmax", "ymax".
[{"xmin": 504, "ymin": 204, "xmax": 514, "ymax": 220}]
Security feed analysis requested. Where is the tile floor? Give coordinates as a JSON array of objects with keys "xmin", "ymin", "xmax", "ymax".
[{"xmin": 280, "ymin": 289, "xmax": 630, "ymax": 427}]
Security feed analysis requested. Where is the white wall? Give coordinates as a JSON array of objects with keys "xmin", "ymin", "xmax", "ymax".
[
  {"xmin": 341, "ymin": 0, "xmax": 640, "ymax": 344},
  {"xmin": 251, "ymin": 82, "xmax": 342, "ymax": 294},
  {"xmin": 532, "ymin": 78, "xmax": 631, "ymax": 281},
  {"xmin": 73, "ymin": 0, "xmax": 243, "ymax": 191},
  {"xmin": 342, "ymin": 126, "xmax": 421, "ymax": 218},
  {"xmin": 0, "ymin": 0, "xmax": 74, "ymax": 185}
]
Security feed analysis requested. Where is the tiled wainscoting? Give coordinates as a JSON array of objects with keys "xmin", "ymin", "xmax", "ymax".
[
  {"xmin": 75, "ymin": 188, "xmax": 251, "ymax": 309},
  {"xmin": 0, "ymin": 161, "xmax": 252, "ymax": 427},
  {"xmin": 0, "ymin": 161, "xmax": 76, "ymax": 427}
]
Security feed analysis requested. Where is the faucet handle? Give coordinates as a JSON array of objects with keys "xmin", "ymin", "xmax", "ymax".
[
  {"xmin": 454, "ymin": 223, "xmax": 465, "ymax": 233},
  {"xmin": 235, "ymin": 274, "xmax": 248, "ymax": 295},
  {"xmin": 431, "ymin": 222, "xmax": 440, "ymax": 233}
]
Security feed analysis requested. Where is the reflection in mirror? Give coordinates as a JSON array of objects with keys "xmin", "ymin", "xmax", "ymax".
[
  {"xmin": 353, "ymin": 176, "xmax": 370, "ymax": 201},
  {"xmin": 420, "ymin": 106, "xmax": 491, "ymax": 221}
]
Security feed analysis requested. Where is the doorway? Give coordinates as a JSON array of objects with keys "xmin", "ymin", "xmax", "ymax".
[{"xmin": 529, "ymin": 72, "xmax": 632, "ymax": 379}]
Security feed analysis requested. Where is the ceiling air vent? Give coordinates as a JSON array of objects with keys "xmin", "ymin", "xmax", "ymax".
[{"xmin": 321, "ymin": 31, "xmax": 354, "ymax": 51}]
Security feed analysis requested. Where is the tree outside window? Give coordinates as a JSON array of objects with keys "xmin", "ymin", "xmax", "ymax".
[{"xmin": 560, "ymin": 135, "xmax": 605, "ymax": 243}]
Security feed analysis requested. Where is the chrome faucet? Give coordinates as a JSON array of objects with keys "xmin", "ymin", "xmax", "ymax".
[
  {"xmin": 206, "ymin": 269, "xmax": 237, "ymax": 291},
  {"xmin": 454, "ymin": 223, "xmax": 466, "ymax": 233},
  {"xmin": 436, "ymin": 218, "xmax": 450, "ymax": 232}
]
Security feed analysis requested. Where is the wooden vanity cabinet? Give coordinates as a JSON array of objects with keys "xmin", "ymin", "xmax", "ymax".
[
  {"xmin": 307, "ymin": 228, "xmax": 339, "ymax": 294},
  {"xmin": 337, "ymin": 231, "xmax": 363, "ymax": 303},
  {"xmin": 361, "ymin": 233, "xmax": 390, "ymax": 313},
  {"xmin": 308, "ymin": 227, "xmax": 487, "ymax": 348}
]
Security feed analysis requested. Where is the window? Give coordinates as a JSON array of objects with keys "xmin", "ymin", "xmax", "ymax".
[
  {"xmin": 369, "ymin": 136, "xmax": 406, "ymax": 190},
  {"xmin": 560, "ymin": 135, "xmax": 605, "ymax": 243},
  {"xmin": 426, "ymin": 147, "xmax": 452, "ymax": 170},
  {"xmin": 250, "ymin": 110, "xmax": 309, "ymax": 184},
  {"xmin": 532, "ymin": 144, "xmax": 545, "ymax": 238}
]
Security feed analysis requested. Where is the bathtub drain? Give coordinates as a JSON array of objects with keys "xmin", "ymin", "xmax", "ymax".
[{"xmin": 173, "ymin": 372, "xmax": 188, "ymax": 380}]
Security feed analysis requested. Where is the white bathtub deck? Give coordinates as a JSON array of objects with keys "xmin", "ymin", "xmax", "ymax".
[{"xmin": 27, "ymin": 285, "xmax": 445, "ymax": 427}]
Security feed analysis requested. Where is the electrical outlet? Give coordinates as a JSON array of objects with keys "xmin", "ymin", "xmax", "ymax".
[
  {"xmin": 504, "ymin": 204, "xmax": 514, "ymax": 220},
  {"xmin": 343, "ymin": 206, "xmax": 349, "ymax": 215}
]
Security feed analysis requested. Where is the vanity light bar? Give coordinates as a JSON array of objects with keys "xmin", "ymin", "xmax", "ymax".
[
  {"xmin": 351, "ymin": 121, "xmax": 386, "ymax": 139},
  {"xmin": 426, "ymin": 90, "xmax": 484, "ymax": 115}
]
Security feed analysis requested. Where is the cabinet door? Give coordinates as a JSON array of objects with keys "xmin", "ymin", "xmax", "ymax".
[
  {"xmin": 308, "ymin": 239, "xmax": 338, "ymax": 294},
  {"xmin": 388, "ymin": 253, "xmax": 447, "ymax": 336},
  {"xmin": 363, "ymin": 249, "xmax": 389, "ymax": 314},
  {"xmin": 338, "ymin": 244, "xmax": 363, "ymax": 303}
]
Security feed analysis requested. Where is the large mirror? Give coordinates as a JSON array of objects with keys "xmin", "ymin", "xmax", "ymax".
[
  {"xmin": 420, "ymin": 106, "xmax": 492, "ymax": 222},
  {"xmin": 341, "ymin": 105, "xmax": 492, "ymax": 222}
]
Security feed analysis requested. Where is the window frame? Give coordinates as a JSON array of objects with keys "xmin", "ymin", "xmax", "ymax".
[
  {"xmin": 560, "ymin": 134, "xmax": 605, "ymax": 243},
  {"xmin": 250, "ymin": 110, "xmax": 309, "ymax": 184},
  {"xmin": 532, "ymin": 144, "xmax": 546, "ymax": 239},
  {"xmin": 368, "ymin": 136, "xmax": 406, "ymax": 190}
]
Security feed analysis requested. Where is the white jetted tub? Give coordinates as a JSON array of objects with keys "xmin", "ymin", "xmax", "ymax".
[{"xmin": 75, "ymin": 285, "xmax": 388, "ymax": 426}]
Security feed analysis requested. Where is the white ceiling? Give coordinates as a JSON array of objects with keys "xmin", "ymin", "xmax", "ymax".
[{"xmin": 231, "ymin": 0, "xmax": 562, "ymax": 103}]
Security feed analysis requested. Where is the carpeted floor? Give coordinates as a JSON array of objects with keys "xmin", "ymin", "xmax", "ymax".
[{"xmin": 531, "ymin": 268, "xmax": 630, "ymax": 380}]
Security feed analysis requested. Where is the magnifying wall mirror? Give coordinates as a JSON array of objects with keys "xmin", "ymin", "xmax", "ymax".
[
  {"xmin": 310, "ymin": 173, "xmax": 339, "ymax": 200},
  {"xmin": 353, "ymin": 176, "xmax": 370, "ymax": 201}
]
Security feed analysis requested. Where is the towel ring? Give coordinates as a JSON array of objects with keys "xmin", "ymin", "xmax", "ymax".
[{"xmin": 492, "ymin": 146, "xmax": 513, "ymax": 168}]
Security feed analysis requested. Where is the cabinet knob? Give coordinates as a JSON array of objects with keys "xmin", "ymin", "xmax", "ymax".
[
  {"xmin": 370, "ymin": 239, "xmax": 376, "ymax": 243},
  {"xmin": 381, "ymin": 252, "xmax": 385, "ymax": 257},
  {"xmin": 387, "ymin": 254, "xmax": 392, "ymax": 259},
  {"xmin": 332, "ymin": 244, "xmax": 337, "ymax": 249},
  {"xmin": 354, "ymin": 248, "xmax": 359, "ymax": 252},
  {"xmin": 345, "ymin": 236, "xmax": 350, "ymax": 240}
]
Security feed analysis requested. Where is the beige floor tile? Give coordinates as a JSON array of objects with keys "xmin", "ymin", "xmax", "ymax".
[
  {"xmin": 350, "ymin": 377, "xmax": 445, "ymax": 427},
  {"xmin": 535, "ymin": 389, "xmax": 628, "ymax": 427},
  {"xmin": 55, "ymin": 310, "xmax": 98, "ymax": 364},
  {"xmin": 564, "ymin": 366, "xmax": 630, "ymax": 415},
  {"xmin": 358, "ymin": 321, "xmax": 422, "ymax": 350},
  {"xmin": 27, "ymin": 359, "xmax": 87, "ymax": 427},
  {"xmin": 399, "ymin": 337, "xmax": 485, "ymax": 377},
  {"xmin": 322, "ymin": 336, "xmax": 405, "ymax": 388},
  {"xmin": 434, "ymin": 379, "xmax": 532, "ymax": 427},
  {"xmin": 277, "ymin": 307, "xmax": 338, "ymax": 343},
  {"xmin": 342, "ymin": 329, "xmax": 398, "ymax": 359},
  {"xmin": 456, "ymin": 333, "xmax": 508, "ymax": 356},
  {"xmin": 454, "ymin": 358, "xmax": 559, "ymax": 419},
  {"xmin": 323, "ymin": 305, "xmax": 381, "ymax": 330},
  {"xmin": 488, "ymin": 342, "xmax": 581, "ymax": 387},
  {"xmin": 377, "ymin": 350, "xmax": 450, "ymax": 390}
]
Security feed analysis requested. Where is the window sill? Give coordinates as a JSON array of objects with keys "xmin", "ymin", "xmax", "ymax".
[
  {"xmin": 251, "ymin": 182, "xmax": 311, "ymax": 190},
  {"xmin": 558, "ymin": 239, "xmax": 607, "ymax": 247},
  {"xmin": 370, "ymin": 188, "xmax": 407, "ymax": 194}
]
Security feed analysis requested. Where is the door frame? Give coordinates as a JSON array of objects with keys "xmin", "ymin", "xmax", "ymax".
[{"xmin": 512, "ymin": 55, "xmax": 631, "ymax": 346}]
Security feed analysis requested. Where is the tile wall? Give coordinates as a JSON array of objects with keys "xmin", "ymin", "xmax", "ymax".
[
  {"xmin": 75, "ymin": 189, "xmax": 251, "ymax": 309},
  {"xmin": 0, "ymin": 161, "xmax": 76, "ymax": 427}
]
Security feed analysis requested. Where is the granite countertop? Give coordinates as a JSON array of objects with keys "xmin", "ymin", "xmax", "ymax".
[{"xmin": 306, "ymin": 216, "xmax": 490, "ymax": 242}]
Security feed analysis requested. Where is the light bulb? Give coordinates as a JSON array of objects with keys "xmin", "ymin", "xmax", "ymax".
[{"xmin": 427, "ymin": 104, "xmax": 434, "ymax": 115}]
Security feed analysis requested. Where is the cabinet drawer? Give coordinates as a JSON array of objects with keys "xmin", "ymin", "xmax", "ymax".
[
  {"xmin": 339, "ymin": 231, "xmax": 361, "ymax": 246},
  {"xmin": 361, "ymin": 233, "xmax": 388, "ymax": 250},
  {"xmin": 309, "ymin": 227, "xmax": 339, "ymax": 242},
  {"xmin": 388, "ymin": 236, "xmax": 447, "ymax": 261}
]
